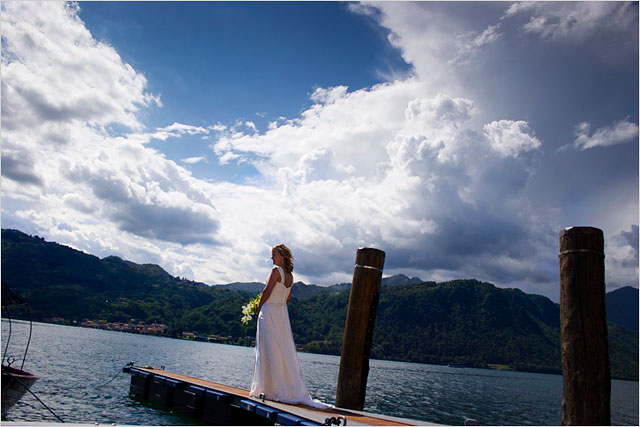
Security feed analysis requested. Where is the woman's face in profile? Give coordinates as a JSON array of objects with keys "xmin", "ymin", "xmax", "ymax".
[{"xmin": 271, "ymin": 249, "xmax": 283, "ymax": 266}]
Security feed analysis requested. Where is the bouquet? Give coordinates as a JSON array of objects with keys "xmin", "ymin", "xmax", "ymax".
[{"xmin": 241, "ymin": 293, "xmax": 261, "ymax": 324}]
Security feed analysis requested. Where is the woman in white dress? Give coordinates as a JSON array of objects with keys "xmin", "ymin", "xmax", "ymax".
[{"xmin": 249, "ymin": 244, "xmax": 329, "ymax": 409}]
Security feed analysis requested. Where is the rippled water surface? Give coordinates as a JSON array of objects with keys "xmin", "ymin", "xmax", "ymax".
[{"xmin": 2, "ymin": 320, "xmax": 638, "ymax": 425}]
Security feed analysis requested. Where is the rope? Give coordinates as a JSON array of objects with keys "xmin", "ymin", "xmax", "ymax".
[
  {"xmin": 4, "ymin": 360, "xmax": 134, "ymax": 423},
  {"xmin": 4, "ymin": 370, "xmax": 64, "ymax": 423},
  {"xmin": 354, "ymin": 264, "xmax": 383, "ymax": 272},
  {"xmin": 2, "ymin": 307, "xmax": 12, "ymax": 364},
  {"xmin": 2, "ymin": 300, "xmax": 34, "ymax": 371},
  {"xmin": 96, "ymin": 361, "xmax": 135, "ymax": 388},
  {"xmin": 324, "ymin": 416, "xmax": 347, "ymax": 426},
  {"xmin": 558, "ymin": 249, "xmax": 605, "ymax": 257},
  {"xmin": 21, "ymin": 303, "xmax": 33, "ymax": 371}
]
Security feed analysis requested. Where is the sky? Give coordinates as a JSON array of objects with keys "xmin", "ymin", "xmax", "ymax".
[{"xmin": 2, "ymin": 1, "xmax": 638, "ymax": 301}]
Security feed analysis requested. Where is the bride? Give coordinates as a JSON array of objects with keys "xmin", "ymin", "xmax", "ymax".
[{"xmin": 249, "ymin": 244, "xmax": 329, "ymax": 409}]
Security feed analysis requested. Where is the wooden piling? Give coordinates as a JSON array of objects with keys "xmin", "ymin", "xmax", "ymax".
[
  {"xmin": 335, "ymin": 247, "xmax": 385, "ymax": 411},
  {"xmin": 559, "ymin": 227, "xmax": 610, "ymax": 425}
]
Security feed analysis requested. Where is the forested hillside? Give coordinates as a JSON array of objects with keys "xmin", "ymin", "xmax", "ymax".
[
  {"xmin": 606, "ymin": 286, "xmax": 639, "ymax": 331},
  {"xmin": 2, "ymin": 229, "xmax": 637, "ymax": 380}
]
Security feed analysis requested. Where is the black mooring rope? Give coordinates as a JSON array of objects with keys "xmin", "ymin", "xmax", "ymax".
[
  {"xmin": 96, "ymin": 361, "xmax": 135, "ymax": 388},
  {"xmin": 4, "ymin": 370, "xmax": 64, "ymax": 423}
]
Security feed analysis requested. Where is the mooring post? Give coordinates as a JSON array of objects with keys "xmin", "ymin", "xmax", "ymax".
[
  {"xmin": 335, "ymin": 247, "xmax": 385, "ymax": 411},
  {"xmin": 559, "ymin": 227, "xmax": 610, "ymax": 425}
]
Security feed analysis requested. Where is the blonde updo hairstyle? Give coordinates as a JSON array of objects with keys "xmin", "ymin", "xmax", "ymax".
[{"xmin": 273, "ymin": 244, "xmax": 294, "ymax": 274}]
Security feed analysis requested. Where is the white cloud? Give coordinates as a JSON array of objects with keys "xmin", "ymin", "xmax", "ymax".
[
  {"xmin": 352, "ymin": 3, "xmax": 460, "ymax": 96},
  {"xmin": 1, "ymin": 2, "xmax": 160, "ymax": 132},
  {"xmin": 122, "ymin": 122, "xmax": 210, "ymax": 144},
  {"xmin": 573, "ymin": 118, "xmax": 639, "ymax": 151},
  {"xmin": 209, "ymin": 123, "xmax": 228, "ymax": 132},
  {"xmin": 2, "ymin": 1, "xmax": 221, "ymax": 251},
  {"xmin": 615, "ymin": 225, "xmax": 639, "ymax": 269},
  {"xmin": 310, "ymin": 86, "xmax": 350, "ymax": 104},
  {"xmin": 450, "ymin": 24, "xmax": 502, "ymax": 65},
  {"xmin": 0, "ymin": 1, "xmax": 554, "ymax": 293},
  {"xmin": 504, "ymin": 2, "xmax": 638, "ymax": 40},
  {"xmin": 181, "ymin": 156, "xmax": 207, "ymax": 165},
  {"xmin": 205, "ymin": 2, "xmax": 637, "ymax": 296},
  {"xmin": 484, "ymin": 120, "xmax": 542, "ymax": 158},
  {"xmin": 150, "ymin": 123, "xmax": 210, "ymax": 141},
  {"xmin": 212, "ymin": 81, "xmax": 549, "ymax": 288},
  {"xmin": 1, "ymin": 148, "xmax": 44, "ymax": 186},
  {"xmin": 2, "ymin": 1, "xmax": 636, "ymax": 300},
  {"xmin": 214, "ymin": 80, "xmax": 420, "ymax": 181},
  {"xmin": 607, "ymin": 225, "xmax": 639, "ymax": 291}
]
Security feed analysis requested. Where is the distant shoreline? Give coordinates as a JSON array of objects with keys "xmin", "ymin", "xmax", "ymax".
[{"xmin": 6, "ymin": 318, "xmax": 637, "ymax": 382}]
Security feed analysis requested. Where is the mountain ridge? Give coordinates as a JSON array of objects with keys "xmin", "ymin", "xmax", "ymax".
[{"xmin": 217, "ymin": 273, "xmax": 427, "ymax": 298}]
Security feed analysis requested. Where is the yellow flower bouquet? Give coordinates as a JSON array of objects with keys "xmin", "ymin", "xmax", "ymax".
[{"xmin": 241, "ymin": 293, "xmax": 261, "ymax": 324}]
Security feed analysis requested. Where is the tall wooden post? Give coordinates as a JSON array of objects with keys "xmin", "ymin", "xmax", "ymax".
[
  {"xmin": 559, "ymin": 227, "xmax": 610, "ymax": 425},
  {"xmin": 335, "ymin": 247, "xmax": 385, "ymax": 411}
]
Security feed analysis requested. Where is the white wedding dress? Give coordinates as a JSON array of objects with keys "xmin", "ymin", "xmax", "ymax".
[{"xmin": 249, "ymin": 266, "xmax": 329, "ymax": 409}]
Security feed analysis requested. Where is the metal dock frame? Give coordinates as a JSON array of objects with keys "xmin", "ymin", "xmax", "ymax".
[{"xmin": 124, "ymin": 366, "xmax": 321, "ymax": 425}]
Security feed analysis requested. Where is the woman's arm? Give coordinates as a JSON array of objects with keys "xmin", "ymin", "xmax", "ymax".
[{"xmin": 257, "ymin": 267, "xmax": 280, "ymax": 313}]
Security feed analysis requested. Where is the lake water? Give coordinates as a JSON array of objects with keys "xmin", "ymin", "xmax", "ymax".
[{"xmin": 2, "ymin": 320, "xmax": 638, "ymax": 425}]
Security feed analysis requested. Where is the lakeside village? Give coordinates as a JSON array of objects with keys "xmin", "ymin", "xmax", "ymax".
[{"xmin": 40, "ymin": 317, "xmax": 326, "ymax": 352}]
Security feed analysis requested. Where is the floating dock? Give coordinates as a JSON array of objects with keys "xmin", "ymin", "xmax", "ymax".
[{"xmin": 124, "ymin": 366, "xmax": 437, "ymax": 426}]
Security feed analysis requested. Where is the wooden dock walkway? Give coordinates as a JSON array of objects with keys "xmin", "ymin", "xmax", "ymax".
[{"xmin": 124, "ymin": 366, "xmax": 438, "ymax": 426}]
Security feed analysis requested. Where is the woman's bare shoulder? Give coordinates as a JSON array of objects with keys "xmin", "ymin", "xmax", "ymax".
[{"xmin": 284, "ymin": 271, "xmax": 294, "ymax": 287}]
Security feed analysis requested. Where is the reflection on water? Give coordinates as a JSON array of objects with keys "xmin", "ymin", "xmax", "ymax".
[{"xmin": 2, "ymin": 320, "xmax": 638, "ymax": 425}]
